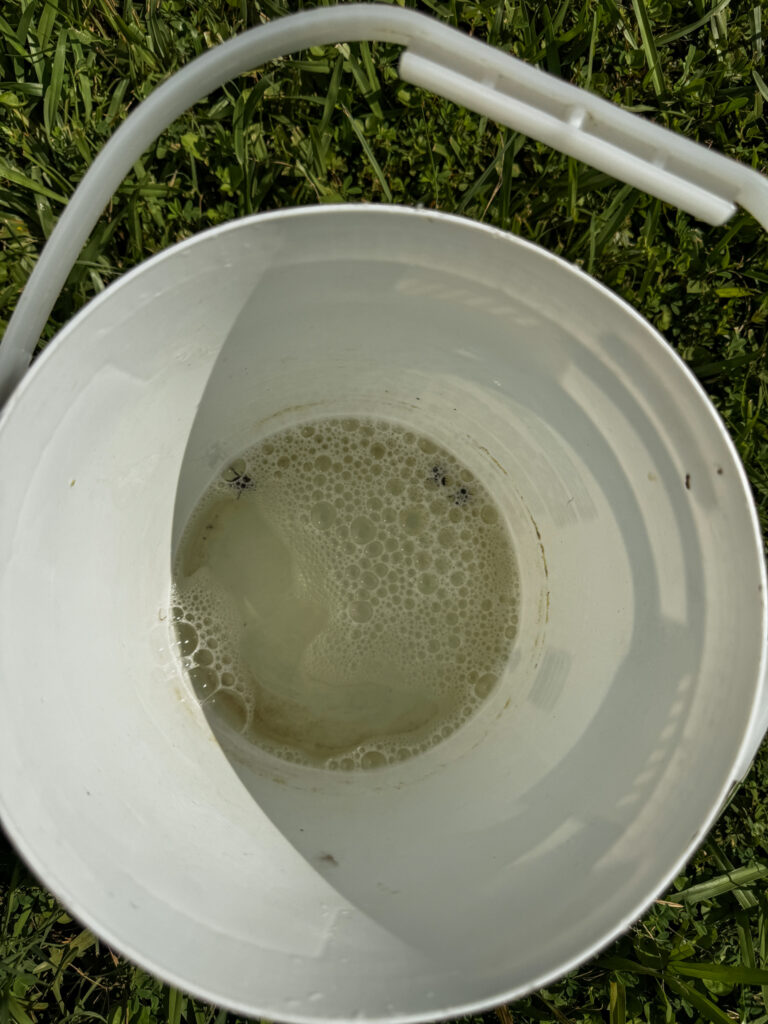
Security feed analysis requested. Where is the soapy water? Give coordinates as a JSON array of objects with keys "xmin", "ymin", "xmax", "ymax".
[{"xmin": 171, "ymin": 417, "xmax": 520, "ymax": 770}]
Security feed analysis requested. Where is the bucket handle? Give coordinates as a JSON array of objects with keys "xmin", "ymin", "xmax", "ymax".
[{"xmin": 2, "ymin": 3, "xmax": 768, "ymax": 404}]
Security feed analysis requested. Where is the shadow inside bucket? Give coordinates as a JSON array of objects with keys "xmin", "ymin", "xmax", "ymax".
[{"xmin": 186, "ymin": 329, "xmax": 713, "ymax": 977}]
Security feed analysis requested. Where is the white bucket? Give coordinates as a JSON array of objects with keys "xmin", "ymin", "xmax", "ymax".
[{"xmin": 0, "ymin": 8, "xmax": 766, "ymax": 1023}]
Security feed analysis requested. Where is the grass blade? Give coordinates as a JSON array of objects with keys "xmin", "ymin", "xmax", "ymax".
[
  {"xmin": 664, "ymin": 975, "xmax": 734, "ymax": 1024},
  {"xmin": 631, "ymin": 0, "xmax": 666, "ymax": 95},
  {"xmin": 0, "ymin": 158, "xmax": 68, "ymax": 203},
  {"xmin": 15, "ymin": 0, "xmax": 39, "ymax": 48},
  {"xmin": 703, "ymin": 840, "xmax": 763, "ymax": 909},
  {"xmin": 692, "ymin": 346, "xmax": 766, "ymax": 380},
  {"xmin": 495, "ymin": 1005, "xmax": 514, "ymax": 1024},
  {"xmin": 668, "ymin": 960, "xmax": 768, "ymax": 985},
  {"xmin": 0, "ymin": 14, "xmax": 34, "ymax": 59},
  {"xmin": 579, "ymin": 183, "xmax": 641, "ymax": 260},
  {"xmin": 319, "ymin": 54, "xmax": 343, "ymax": 138},
  {"xmin": 657, "ymin": 0, "xmax": 731, "ymax": 45},
  {"xmin": 596, "ymin": 956, "xmax": 661, "ymax": 977},
  {"xmin": 341, "ymin": 105, "xmax": 392, "ymax": 201},
  {"xmin": 758, "ymin": 894, "xmax": 768, "ymax": 1012},
  {"xmin": 753, "ymin": 3, "xmax": 763, "ymax": 57},
  {"xmin": 712, "ymin": 4, "xmax": 729, "ymax": 44},
  {"xmin": 609, "ymin": 979, "xmax": 626, "ymax": 1024},
  {"xmin": 43, "ymin": 27, "xmax": 68, "ymax": 138},
  {"xmin": 36, "ymin": 0, "xmax": 59, "ymax": 50},
  {"xmin": 78, "ymin": 70, "xmax": 92, "ymax": 121},
  {"xmin": 732, "ymin": 908, "xmax": 754, "ymax": 968},
  {"xmin": 166, "ymin": 986, "xmax": 184, "ymax": 1024},
  {"xmin": 105, "ymin": 77, "xmax": 129, "ymax": 124},
  {"xmin": 675, "ymin": 863, "xmax": 768, "ymax": 903},
  {"xmin": 536, "ymin": 993, "xmax": 574, "ymax": 1024},
  {"xmin": 358, "ymin": 40, "xmax": 383, "ymax": 119},
  {"xmin": 542, "ymin": 4, "xmax": 561, "ymax": 77},
  {"xmin": 488, "ymin": 0, "xmax": 505, "ymax": 46},
  {"xmin": 6, "ymin": 994, "xmax": 36, "ymax": 1024},
  {"xmin": 601, "ymin": 0, "xmax": 639, "ymax": 48},
  {"xmin": 313, "ymin": 53, "xmax": 343, "ymax": 175},
  {"xmin": 753, "ymin": 67, "xmax": 768, "ymax": 104},
  {"xmin": 345, "ymin": 44, "xmax": 382, "ymax": 119},
  {"xmin": 585, "ymin": 6, "xmax": 599, "ymax": 89},
  {"xmin": 457, "ymin": 133, "xmax": 519, "ymax": 215},
  {"xmin": 231, "ymin": 89, "xmax": 246, "ymax": 168},
  {"xmin": 0, "ymin": 81, "xmax": 44, "ymax": 96}
]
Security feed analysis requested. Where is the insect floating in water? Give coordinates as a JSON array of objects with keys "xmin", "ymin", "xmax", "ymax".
[
  {"xmin": 222, "ymin": 461, "xmax": 255, "ymax": 498},
  {"xmin": 430, "ymin": 464, "xmax": 471, "ymax": 506},
  {"xmin": 431, "ymin": 464, "xmax": 447, "ymax": 487}
]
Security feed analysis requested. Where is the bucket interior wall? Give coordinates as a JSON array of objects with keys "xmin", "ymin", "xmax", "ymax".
[{"xmin": 0, "ymin": 207, "xmax": 762, "ymax": 1020}]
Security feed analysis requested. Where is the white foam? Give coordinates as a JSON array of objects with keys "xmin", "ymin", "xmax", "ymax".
[{"xmin": 171, "ymin": 417, "xmax": 520, "ymax": 770}]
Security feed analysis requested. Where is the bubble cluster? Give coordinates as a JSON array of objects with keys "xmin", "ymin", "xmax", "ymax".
[{"xmin": 171, "ymin": 417, "xmax": 520, "ymax": 771}]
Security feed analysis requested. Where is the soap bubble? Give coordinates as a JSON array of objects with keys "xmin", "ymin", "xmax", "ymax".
[{"xmin": 171, "ymin": 414, "xmax": 520, "ymax": 772}]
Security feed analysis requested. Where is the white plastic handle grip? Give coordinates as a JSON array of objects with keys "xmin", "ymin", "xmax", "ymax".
[{"xmin": 1, "ymin": 2, "xmax": 767, "ymax": 404}]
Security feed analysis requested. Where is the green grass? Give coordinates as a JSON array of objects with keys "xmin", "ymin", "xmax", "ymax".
[{"xmin": 1, "ymin": 0, "xmax": 768, "ymax": 1022}]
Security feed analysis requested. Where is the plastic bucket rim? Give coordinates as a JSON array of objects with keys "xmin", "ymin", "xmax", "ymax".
[{"xmin": 0, "ymin": 201, "xmax": 765, "ymax": 1023}]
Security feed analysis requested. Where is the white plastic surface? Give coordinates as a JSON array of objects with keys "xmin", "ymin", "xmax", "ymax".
[
  {"xmin": 3, "ymin": 4, "xmax": 768, "ymax": 400},
  {"xmin": 0, "ymin": 206, "xmax": 765, "ymax": 1023}
]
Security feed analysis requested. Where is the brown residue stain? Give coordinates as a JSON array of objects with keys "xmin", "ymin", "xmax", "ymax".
[
  {"xmin": 529, "ymin": 513, "xmax": 548, "ymax": 579},
  {"xmin": 318, "ymin": 853, "xmax": 338, "ymax": 866},
  {"xmin": 685, "ymin": 473, "xmax": 691, "ymax": 490},
  {"xmin": 173, "ymin": 685, "xmax": 195, "ymax": 714},
  {"xmin": 478, "ymin": 445, "xmax": 508, "ymax": 475},
  {"xmin": 545, "ymin": 590, "xmax": 550, "ymax": 622},
  {"xmin": 717, "ymin": 466, "xmax": 723, "ymax": 475}
]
